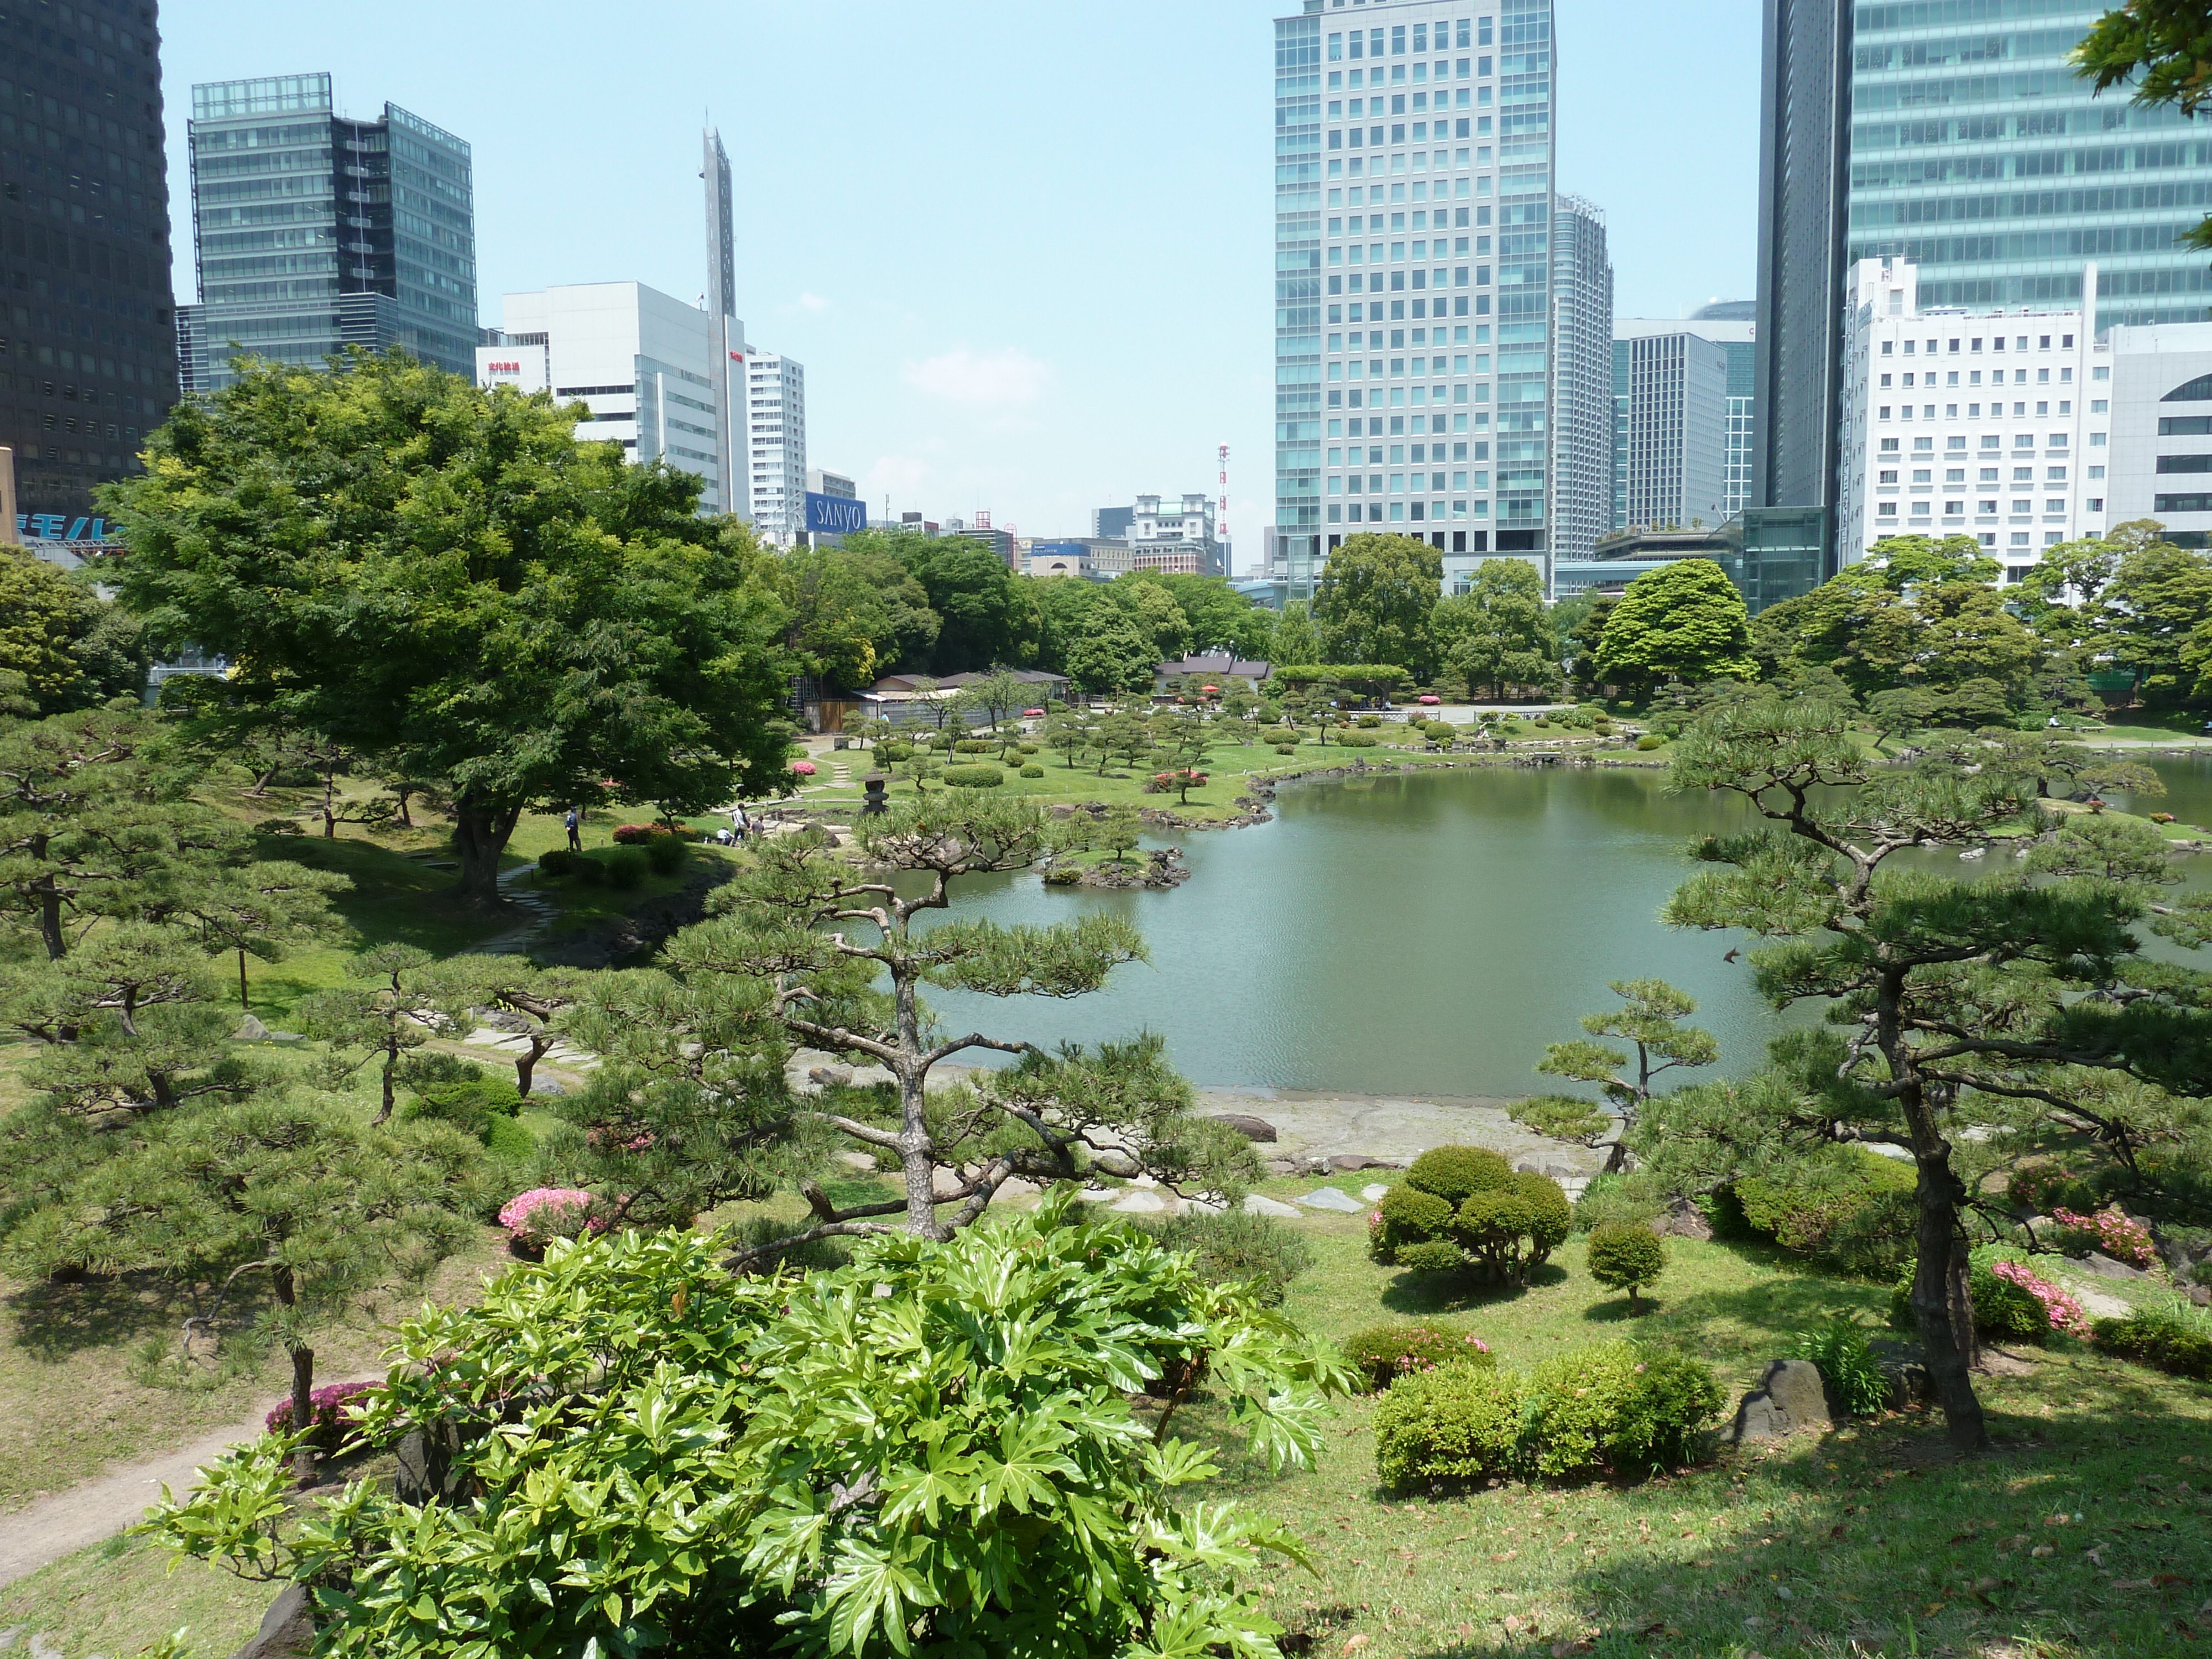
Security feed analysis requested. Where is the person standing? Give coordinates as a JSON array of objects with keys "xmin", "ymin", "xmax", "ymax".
[
  {"xmin": 731, "ymin": 804, "xmax": 749, "ymax": 843},
  {"xmin": 564, "ymin": 808, "xmax": 582, "ymax": 852}
]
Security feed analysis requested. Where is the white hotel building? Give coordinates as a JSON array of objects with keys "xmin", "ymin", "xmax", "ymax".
[
  {"xmin": 1838, "ymin": 258, "xmax": 2106, "ymax": 583},
  {"xmin": 477, "ymin": 282, "xmax": 732, "ymax": 514}
]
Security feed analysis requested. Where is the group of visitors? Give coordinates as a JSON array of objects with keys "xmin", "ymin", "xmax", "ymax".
[{"xmin": 561, "ymin": 804, "xmax": 752, "ymax": 850}]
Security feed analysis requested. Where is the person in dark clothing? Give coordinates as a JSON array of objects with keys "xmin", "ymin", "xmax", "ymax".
[{"xmin": 564, "ymin": 808, "xmax": 582, "ymax": 852}]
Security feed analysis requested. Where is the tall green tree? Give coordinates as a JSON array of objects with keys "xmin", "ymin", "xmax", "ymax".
[
  {"xmin": 104, "ymin": 350, "xmax": 794, "ymax": 910},
  {"xmin": 1594, "ymin": 559, "xmax": 1755, "ymax": 694},
  {"xmin": 1431, "ymin": 558, "xmax": 1557, "ymax": 698},
  {"xmin": 1104, "ymin": 577, "xmax": 1192, "ymax": 664},
  {"xmin": 0, "ymin": 548, "xmax": 150, "ymax": 713},
  {"xmin": 1311, "ymin": 533, "xmax": 1442, "ymax": 678},
  {"xmin": 881, "ymin": 533, "xmax": 1040, "ymax": 672},
  {"xmin": 2099, "ymin": 536, "xmax": 2212, "ymax": 704},
  {"xmin": 1269, "ymin": 601, "xmax": 1321, "ymax": 670},
  {"xmin": 1666, "ymin": 690, "xmax": 2212, "ymax": 1449},
  {"xmin": 1063, "ymin": 606, "xmax": 1160, "ymax": 697},
  {"xmin": 764, "ymin": 545, "xmax": 941, "ymax": 688}
]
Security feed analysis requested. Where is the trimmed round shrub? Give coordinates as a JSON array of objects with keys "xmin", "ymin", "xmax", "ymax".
[
  {"xmin": 1274, "ymin": 743, "xmax": 1296, "ymax": 755},
  {"xmin": 1515, "ymin": 1171, "xmax": 1573, "ymax": 1267},
  {"xmin": 1452, "ymin": 1188, "xmax": 1538, "ymax": 1278},
  {"xmin": 1020, "ymin": 764, "xmax": 1045, "ymax": 779},
  {"xmin": 254, "ymin": 817, "xmax": 306, "ymax": 836},
  {"xmin": 1423, "ymin": 721, "xmax": 1457, "ymax": 743},
  {"xmin": 1636, "ymin": 734, "xmax": 1664, "ymax": 751},
  {"xmin": 401, "ymin": 1074, "xmax": 523, "ymax": 1145},
  {"xmin": 1406, "ymin": 1146, "xmax": 1516, "ymax": 1206},
  {"xmin": 1016, "ymin": 743, "xmax": 1040, "ymax": 755},
  {"xmin": 1395, "ymin": 1239, "xmax": 1470, "ymax": 1274},
  {"xmin": 877, "ymin": 740, "xmax": 913, "ymax": 763},
  {"xmin": 643, "ymin": 833, "xmax": 687, "ymax": 875},
  {"xmin": 1586, "ymin": 1223, "xmax": 1668, "ymax": 1307},
  {"xmin": 954, "ymin": 739, "xmax": 994, "ymax": 754},
  {"xmin": 942, "ymin": 764, "xmax": 1006, "ymax": 788},
  {"xmin": 1374, "ymin": 1340, "xmax": 1723, "ymax": 1488},
  {"xmin": 1335, "ymin": 731, "xmax": 1381, "ymax": 748},
  {"xmin": 536, "ymin": 848, "xmax": 577, "ymax": 878},
  {"xmin": 1135, "ymin": 1210, "xmax": 1313, "ymax": 1307},
  {"xmin": 602, "ymin": 846, "xmax": 649, "ymax": 889},
  {"xmin": 610, "ymin": 823, "xmax": 670, "ymax": 845},
  {"xmin": 1593, "ymin": 719, "xmax": 1615, "ymax": 737},
  {"xmin": 1368, "ymin": 1185, "xmax": 1455, "ymax": 1261},
  {"xmin": 1357, "ymin": 714, "xmax": 1384, "ymax": 729},
  {"xmin": 1342, "ymin": 1323, "xmax": 1495, "ymax": 1392},
  {"xmin": 1738, "ymin": 1148, "xmax": 1916, "ymax": 1276}
]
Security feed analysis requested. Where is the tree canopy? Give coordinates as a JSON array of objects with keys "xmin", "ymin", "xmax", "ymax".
[
  {"xmin": 102, "ymin": 349, "xmax": 794, "ymax": 908},
  {"xmin": 1594, "ymin": 559, "xmax": 1755, "ymax": 693},
  {"xmin": 1312, "ymin": 533, "xmax": 1442, "ymax": 679},
  {"xmin": 1431, "ymin": 558, "xmax": 1557, "ymax": 698}
]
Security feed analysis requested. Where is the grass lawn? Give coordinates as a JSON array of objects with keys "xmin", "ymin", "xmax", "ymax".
[{"xmin": 0, "ymin": 1528, "xmax": 273, "ymax": 1657}]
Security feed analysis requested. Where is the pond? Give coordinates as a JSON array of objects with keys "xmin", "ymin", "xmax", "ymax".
[{"xmin": 913, "ymin": 759, "xmax": 2212, "ymax": 1099}]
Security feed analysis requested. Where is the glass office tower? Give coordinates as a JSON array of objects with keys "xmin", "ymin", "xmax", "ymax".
[
  {"xmin": 178, "ymin": 74, "xmax": 476, "ymax": 392},
  {"xmin": 1550, "ymin": 192, "xmax": 1613, "ymax": 568},
  {"xmin": 1277, "ymin": 0, "xmax": 1555, "ymax": 594}
]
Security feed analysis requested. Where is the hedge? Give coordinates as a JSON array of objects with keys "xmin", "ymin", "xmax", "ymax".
[
  {"xmin": 941, "ymin": 764, "xmax": 1005, "ymax": 788},
  {"xmin": 2094, "ymin": 1298, "xmax": 2212, "ymax": 1381}
]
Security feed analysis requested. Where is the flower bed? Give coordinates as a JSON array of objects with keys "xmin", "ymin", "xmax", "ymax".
[
  {"xmin": 2050, "ymin": 1206, "xmax": 2158, "ymax": 1269},
  {"xmin": 1989, "ymin": 1258, "xmax": 2091, "ymax": 1338},
  {"xmin": 499, "ymin": 1187, "xmax": 606, "ymax": 1253}
]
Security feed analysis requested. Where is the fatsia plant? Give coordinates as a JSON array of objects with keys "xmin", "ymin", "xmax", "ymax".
[
  {"xmin": 144, "ymin": 1196, "xmax": 1349, "ymax": 1659},
  {"xmin": 1665, "ymin": 690, "xmax": 2212, "ymax": 1450}
]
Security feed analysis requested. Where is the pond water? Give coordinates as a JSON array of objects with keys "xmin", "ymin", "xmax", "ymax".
[{"xmin": 913, "ymin": 759, "xmax": 2212, "ymax": 1098}]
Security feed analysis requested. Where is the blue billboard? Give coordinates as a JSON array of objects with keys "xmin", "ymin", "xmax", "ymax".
[{"xmin": 804, "ymin": 492, "xmax": 867, "ymax": 535}]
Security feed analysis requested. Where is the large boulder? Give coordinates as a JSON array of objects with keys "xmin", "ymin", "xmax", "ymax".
[
  {"xmin": 1209, "ymin": 1113, "xmax": 1279, "ymax": 1144},
  {"xmin": 232, "ymin": 1583, "xmax": 315, "ymax": 1658},
  {"xmin": 1651, "ymin": 1197, "xmax": 1714, "ymax": 1241},
  {"xmin": 1729, "ymin": 1359, "xmax": 1833, "ymax": 1442}
]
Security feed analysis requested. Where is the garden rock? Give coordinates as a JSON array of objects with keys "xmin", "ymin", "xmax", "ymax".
[
  {"xmin": 1263, "ymin": 1158, "xmax": 1302, "ymax": 1177},
  {"xmin": 1111, "ymin": 1189, "xmax": 1168, "ymax": 1213},
  {"xmin": 1209, "ymin": 1113, "xmax": 1279, "ymax": 1143},
  {"xmin": 807, "ymin": 1066, "xmax": 854, "ymax": 1089},
  {"xmin": 232, "ymin": 1584, "xmax": 315, "ymax": 1658},
  {"xmin": 231, "ymin": 1013, "xmax": 272, "ymax": 1041},
  {"xmin": 1243, "ymin": 1194, "xmax": 1302, "ymax": 1218},
  {"xmin": 1328, "ymin": 1154, "xmax": 1387, "ymax": 1172},
  {"xmin": 1729, "ymin": 1359, "xmax": 1832, "ymax": 1442},
  {"xmin": 1651, "ymin": 1197, "xmax": 1713, "ymax": 1241},
  {"xmin": 1296, "ymin": 1186, "xmax": 1364, "ymax": 1213},
  {"xmin": 1091, "ymin": 1149, "xmax": 1142, "ymax": 1178},
  {"xmin": 836, "ymin": 1150, "xmax": 879, "ymax": 1173},
  {"xmin": 1361, "ymin": 1183, "xmax": 1390, "ymax": 1202},
  {"xmin": 1512, "ymin": 1154, "xmax": 1582, "ymax": 1180},
  {"xmin": 2077, "ymin": 1250, "xmax": 2147, "ymax": 1280}
]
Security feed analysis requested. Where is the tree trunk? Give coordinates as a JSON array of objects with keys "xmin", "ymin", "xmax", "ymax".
[
  {"xmin": 377, "ymin": 1040, "xmax": 397, "ymax": 1125},
  {"xmin": 272, "ymin": 1267, "xmax": 317, "ymax": 1488},
  {"xmin": 890, "ymin": 964, "xmax": 946, "ymax": 1239},
  {"xmin": 35, "ymin": 874, "xmax": 65, "ymax": 961},
  {"xmin": 451, "ymin": 800, "xmax": 523, "ymax": 911},
  {"xmin": 515, "ymin": 1040, "xmax": 540, "ymax": 1098},
  {"xmin": 238, "ymin": 947, "xmax": 250, "ymax": 1010}
]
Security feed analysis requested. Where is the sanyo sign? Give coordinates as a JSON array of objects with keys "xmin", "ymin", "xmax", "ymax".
[{"xmin": 804, "ymin": 492, "xmax": 868, "ymax": 535}]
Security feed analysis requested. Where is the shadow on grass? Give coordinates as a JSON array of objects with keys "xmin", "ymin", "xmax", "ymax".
[
  {"xmin": 1580, "ymin": 1296, "xmax": 1655, "ymax": 1324},
  {"xmin": 7, "ymin": 1264, "xmax": 278, "ymax": 1365},
  {"xmin": 1379, "ymin": 1262, "xmax": 1568, "ymax": 1316}
]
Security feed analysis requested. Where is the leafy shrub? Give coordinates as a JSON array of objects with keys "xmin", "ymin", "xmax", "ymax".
[
  {"xmin": 1395, "ymin": 1239, "xmax": 1469, "ymax": 1274},
  {"xmin": 149, "ymin": 1196, "xmax": 1349, "ymax": 1659},
  {"xmin": 2094, "ymin": 1297, "xmax": 2212, "ymax": 1380},
  {"xmin": 602, "ymin": 846, "xmax": 649, "ymax": 889},
  {"xmin": 1135, "ymin": 1210, "xmax": 1314, "ymax": 1306},
  {"xmin": 1020, "ymin": 764, "xmax": 1045, "ymax": 779},
  {"xmin": 1342, "ymin": 1323, "xmax": 1494, "ymax": 1391},
  {"xmin": 1736, "ymin": 1147, "xmax": 1917, "ymax": 1275},
  {"xmin": 1890, "ymin": 1245, "xmax": 2087, "ymax": 1343},
  {"xmin": 254, "ymin": 817, "xmax": 305, "ymax": 836},
  {"xmin": 536, "ymin": 847, "xmax": 577, "ymax": 877},
  {"xmin": 1593, "ymin": 719, "xmax": 1615, "ymax": 737},
  {"xmin": 1374, "ymin": 1341, "xmax": 1723, "ymax": 1488},
  {"xmin": 483, "ymin": 1114, "xmax": 537, "ymax": 1162},
  {"xmin": 1368, "ymin": 1185, "xmax": 1455, "ymax": 1261},
  {"xmin": 402, "ymin": 1073, "xmax": 524, "ymax": 1145},
  {"xmin": 1274, "ymin": 743, "xmax": 1296, "ymax": 755},
  {"xmin": 877, "ymin": 740, "xmax": 913, "ymax": 763},
  {"xmin": 1017, "ymin": 743, "xmax": 1040, "ymax": 755},
  {"xmin": 264, "ymin": 1381, "xmax": 376, "ymax": 1454},
  {"xmin": 611, "ymin": 823, "xmax": 677, "ymax": 845},
  {"xmin": 1422, "ymin": 721, "xmax": 1457, "ymax": 743},
  {"xmin": 1517, "ymin": 1173, "xmax": 1573, "ymax": 1266},
  {"xmin": 942, "ymin": 764, "xmax": 1006, "ymax": 788},
  {"xmin": 1585, "ymin": 1224, "xmax": 1667, "ymax": 1308},
  {"xmin": 1792, "ymin": 1312, "xmax": 1890, "ymax": 1416},
  {"xmin": 1335, "ymin": 731, "xmax": 1381, "ymax": 748},
  {"xmin": 1636, "ymin": 734, "xmax": 1664, "ymax": 751},
  {"xmin": 2049, "ymin": 1206, "xmax": 2157, "ymax": 1269},
  {"xmin": 954, "ymin": 739, "xmax": 994, "ymax": 754},
  {"xmin": 1572, "ymin": 1170, "xmax": 1667, "ymax": 1232},
  {"xmin": 643, "ymin": 833, "xmax": 687, "ymax": 875},
  {"xmin": 1357, "ymin": 714, "xmax": 1383, "ymax": 728},
  {"xmin": 1405, "ymin": 1145, "xmax": 1516, "ymax": 1206},
  {"xmin": 498, "ymin": 1187, "xmax": 605, "ymax": 1251}
]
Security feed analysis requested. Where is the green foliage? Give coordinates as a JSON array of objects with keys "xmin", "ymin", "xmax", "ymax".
[
  {"xmin": 1593, "ymin": 560, "xmax": 1755, "ymax": 692},
  {"xmin": 2093, "ymin": 1296, "xmax": 2212, "ymax": 1381},
  {"xmin": 1404, "ymin": 1145, "xmax": 1515, "ymax": 1205},
  {"xmin": 602, "ymin": 846, "xmax": 649, "ymax": 887},
  {"xmin": 145, "ymin": 1197, "xmax": 1349, "ymax": 1659},
  {"xmin": 1312, "ymin": 535, "xmax": 1443, "ymax": 678},
  {"xmin": 643, "ymin": 833, "xmax": 687, "ymax": 875},
  {"xmin": 1019, "ymin": 763, "xmax": 1044, "ymax": 778},
  {"xmin": 940, "ymin": 762, "xmax": 1006, "ymax": 787},
  {"xmin": 1373, "ymin": 1342, "xmax": 1724, "ymax": 1488},
  {"xmin": 1334, "ymin": 731, "xmax": 1380, "ymax": 747},
  {"xmin": 953, "ymin": 739, "xmax": 994, "ymax": 754},
  {"xmin": 0, "ymin": 546, "xmax": 151, "ymax": 712},
  {"xmin": 1368, "ymin": 1185, "xmax": 1456, "ymax": 1261},
  {"xmin": 768, "ymin": 546, "xmax": 941, "ymax": 687},
  {"xmin": 1340, "ymin": 1323, "xmax": 1496, "ymax": 1392},
  {"xmin": 1131, "ymin": 1209, "xmax": 1314, "ymax": 1307},
  {"xmin": 1793, "ymin": 1312, "xmax": 1892, "ymax": 1416},
  {"xmin": 1432, "ymin": 557, "xmax": 1557, "ymax": 698},
  {"xmin": 1636, "ymin": 733, "xmax": 1663, "ymax": 751},
  {"xmin": 399, "ymin": 1072, "xmax": 523, "ymax": 1146},
  {"xmin": 1736, "ymin": 1147, "xmax": 1918, "ymax": 1276},
  {"xmin": 105, "ymin": 349, "xmax": 794, "ymax": 907},
  {"xmin": 1585, "ymin": 1224, "xmax": 1668, "ymax": 1306},
  {"xmin": 1507, "ymin": 1093, "xmax": 1613, "ymax": 1147},
  {"xmin": 1889, "ymin": 1245, "xmax": 2060, "ymax": 1345}
]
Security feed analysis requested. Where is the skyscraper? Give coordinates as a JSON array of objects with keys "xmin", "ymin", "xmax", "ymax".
[
  {"xmin": 1613, "ymin": 329, "xmax": 1729, "ymax": 533},
  {"xmin": 1550, "ymin": 193, "xmax": 1612, "ymax": 569},
  {"xmin": 1613, "ymin": 312, "xmax": 1754, "ymax": 531},
  {"xmin": 1276, "ymin": 0, "xmax": 1547, "ymax": 592},
  {"xmin": 703, "ymin": 126, "xmax": 748, "ymax": 524},
  {"xmin": 1756, "ymin": 0, "xmax": 2212, "ymax": 575},
  {"xmin": 177, "ymin": 74, "xmax": 475, "ymax": 393},
  {"xmin": 0, "ymin": 1, "xmax": 179, "ymax": 546},
  {"xmin": 745, "ymin": 351, "xmax": 806, "ymax": 544}
]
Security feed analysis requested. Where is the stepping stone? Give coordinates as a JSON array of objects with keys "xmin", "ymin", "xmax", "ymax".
[
  {"xmin": 1361, "ymin": 1183, "xmax": 1389, "ymax": 1202},
  {"xmin": 1295, "ymin": 1186, "xmax": 1363, "ymax": 1213},
  {"xmin": 1243, "ymin": 1194, "xmax": 1302, "ymax": 1218}
]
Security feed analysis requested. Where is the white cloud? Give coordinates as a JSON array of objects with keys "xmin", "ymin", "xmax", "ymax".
[
  {"xmin": 797, "ymin": 291, "xmax": 831, "ymax": 313},
  {"xmin": 901, "ymin": 346, "xmax": 1048, "ymax": 409}
]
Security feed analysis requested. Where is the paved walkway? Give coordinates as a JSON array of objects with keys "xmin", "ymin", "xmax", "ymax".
[{"xmin": 0, "ymin": 1416, "xmax": 264, "ymax": 1589}]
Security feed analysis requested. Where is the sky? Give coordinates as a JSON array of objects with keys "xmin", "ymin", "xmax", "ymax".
[{"xmin": 160, "ymin": 0, "xmax": 1762, "ymax": 565}]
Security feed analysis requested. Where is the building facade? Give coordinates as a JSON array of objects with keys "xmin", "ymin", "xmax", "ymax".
[
  {"xmin": 1613, "ymin": 327, "xmax": 1729, "ymax": 533},
  {"xmin": 476, "ymin": 282, "xmax": 730, "ymax": 513},
  {"xmin": 2104, "ymin": 321, "xmax": 2212, "ymax": 549},
  {"xmin": 702, "ymin": 126, "xmax": 747, "ymax": 525},
  {"xmin": 1, "ymin": 0, "xmax": 179, "ymax": 544},
  {"xmin": 1127, "ymin": 491, "xmax": 1222, "ymax": 575},
  {"xmin": 745, "ymin": 351, "xmax": 805, "ymax": 543},
  {"xmin": 1276, "ymin": 0, "xmax": 1550, "ymax": 593},
  {"xmin": 1615, "ymin": 315, "xmax": 1756, "ymax": 531},
  {"xmin": 1837, "ymin": 257, "xmax": 2105, "ymax": 581},
  {"xmin": 178, "ymin": 74, "xmax": 475, "ymax": 393},
  {"xmin": 1548, "ymin": 192, "xmax": 1612, "ymax": 571}
]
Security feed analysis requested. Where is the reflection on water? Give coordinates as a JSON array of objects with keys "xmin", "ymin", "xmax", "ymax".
[{"xmin": 909, "ymin": 758, "xmax": 2212, "ymax": 1096}]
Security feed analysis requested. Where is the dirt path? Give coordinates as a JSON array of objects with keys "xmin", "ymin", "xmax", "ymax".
[{"xmin": 0, "ymin": 1416, "xmax": 264, "ymax": 1589}]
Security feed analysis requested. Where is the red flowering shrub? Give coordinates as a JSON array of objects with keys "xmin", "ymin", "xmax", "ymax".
[
  {"xmin": 265, "ymin": 1381, "xmax": 377, "ymax": 1453},
  {"xmin": 2051, "ymin": 1207, "xmax": 2158, "ymax": 1269}
]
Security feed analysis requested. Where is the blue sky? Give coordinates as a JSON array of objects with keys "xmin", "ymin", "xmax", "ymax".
[{"xmin": 161, "ymin": 1, "xmax": 1761, "ymax": 565}]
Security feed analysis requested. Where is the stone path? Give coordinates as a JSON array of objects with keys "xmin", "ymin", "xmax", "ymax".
[{"xmin": 0, "ymin": 1416, "xmax": 264, "ymax": 1590}]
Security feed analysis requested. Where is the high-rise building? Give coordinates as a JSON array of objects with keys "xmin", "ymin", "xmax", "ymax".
[
  {"xmin": 1129, "ymin": 491, "xmax": 1222, "ymax": 576},
  {"xmin": 1, "ymin": 1, "xmax": 180, "ymax": 548},
  {"xmin": 177, "ymin": 74, "xmax": 474, "ymax": 394},
  {"xmin": 1549, "ymin": 194, "xmax": 1612, "ymax": 570},
  {"xmin": 745, "ymin": 351, "xmax": 806, "ymax": 544},
  {"xmin": 1091, "ymin": 504, "xmax": 1135, "ymax": 540},
  {"xmin": 1277, "ymin": 1, "xmax": 1545, "ymax": 594},
  {"xmin": 703, "ymin": 127, "xmax": 748, "ymax": 525},
  {"xmin": 476, "ymin": 283, "xmax": 732, "ymax": 513},
  {"xmin": 1613, "ymin": 315, "xmax": 1753, "ymax": 531},
  {"xmin": 2104, "ymin": 320, "xmax": 2212, "ymax": 550},
  {"xmin": 1835, "ymin": 257, "xmax": 2104, "ymax": 581},
  {"xmin": 1755, "ymin": 0, "xmax": 2212, "ymax": 580}
]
